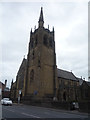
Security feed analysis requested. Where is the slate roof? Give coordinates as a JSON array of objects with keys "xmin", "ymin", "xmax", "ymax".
[
  {"xmin": 86, "ymin": 81, "xmax": 90, "ymax": 86},
  {"xmin": 18, "ymin": 58, "xmax": 27, "ymax": 74},
  {"xmin": 57, "ymin": 69, "xmax": 78, "ymax": 81},
  {"xmin": 77, "ymin": 77, "xmax": 84, "ymax": 85}
]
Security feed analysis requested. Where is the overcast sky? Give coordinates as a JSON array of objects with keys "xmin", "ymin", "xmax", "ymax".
[{"xmin": 0, "ymin": 0, "xmax": 88, "ymax": 88}]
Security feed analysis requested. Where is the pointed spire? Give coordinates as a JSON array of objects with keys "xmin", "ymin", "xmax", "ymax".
[
  {"xmin": 53, "ymin": 26, "xmax": 54, "ymax": 32},
  {"xmin": 48, "ymin": 25, "xmax": 49, "ymax": 29},
  {"xmin": 30, "ymin": 28, "xmax": 32, "ymax": 34},
  {"xmin": 52, "ymin": 27, "xmax": 55, "ymax": 41},
  {"xmin": 11, "ymin": 79, "xmax": 13, "ymax": 85},
  {"xmin": 39, "ymin": 7, "xmax": 44, "ymax": 22},
  {"xmin": 23, "ymin": 55, "xmax": 25, "ymax": 59},
  {"xmin": 38, "ymin": 7, "xmax": 44, "ymax": 28},
  {"xmin": 34, "ymin": 25, "xmax": 36, "ymax": 30}
]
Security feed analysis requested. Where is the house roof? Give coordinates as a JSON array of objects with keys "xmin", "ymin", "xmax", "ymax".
[
  {"xmin": 77, "ymin": 77, "xmax": 84, "ymax": 85},
  {"xmin": 18, "ymin": 58, "xmax": 27, "ymax": 75},
  {"xmin": 86, "ymin": 81, "xmax": 90, "ymax": 86},
  {"xmin": 80, "ymin": 80, "xmax": 90, "ymax": 87},
  {"xmin": 4, "ymin": 87, "xmax": 10, "ymax": 91},
  {"xmin": 0, "ymin": 81, "xmax": 5, "ymax": 86},
  {"xmin": 57, "ymin": 69, "xmax": 78, "ymax": 81}
]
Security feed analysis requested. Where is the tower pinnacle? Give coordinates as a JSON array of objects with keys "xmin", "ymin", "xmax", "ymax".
[{"xmin": 38, "ymin": 7, "xmax": 44, "ymax": 28}]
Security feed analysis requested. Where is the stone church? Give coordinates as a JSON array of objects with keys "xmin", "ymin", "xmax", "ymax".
[{"xmin": 10, "ymin": 7, "xmax": 86, "ymax": 103}]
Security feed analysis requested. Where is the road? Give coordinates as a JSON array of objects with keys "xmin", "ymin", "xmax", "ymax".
[{"xmin": 2, "ymin": 104, "xmax": 89, "ymax": 119}]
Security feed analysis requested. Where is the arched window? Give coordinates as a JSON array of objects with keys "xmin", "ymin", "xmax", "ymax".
[
  {"xmin": 35, "ymin": 35, "xmax": 38, "ymax": 46},
  {"xmin": 30, "ymin": 70, "xmax": 34, "ymax": 83},
  {"xmin": 32, "ymin": 50, "xmax": 34, "ymax": 59},
  {"xmin": 43, "ymin": 34, "xmax": 48, "ymax": 46},
  {"xmin": 49, "ymin": 37, "xmax": 53, "ymax": 47},
  {"xmin": 38, "ymin": 60, "xmax": 41, "ymax": 67},
  {"xmin": 31, "ymin": 41, "xmax": 34, "ymax": 49}
]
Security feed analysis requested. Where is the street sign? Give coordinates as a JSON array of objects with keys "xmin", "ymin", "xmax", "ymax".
[{"xmin": 34, "ymin": 90, "xmax": 38, "ymax": 95}]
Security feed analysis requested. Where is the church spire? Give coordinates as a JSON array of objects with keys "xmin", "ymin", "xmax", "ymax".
[{"xmin": 38, "ymin": 7, "xmax": 44, "ymax": 28}]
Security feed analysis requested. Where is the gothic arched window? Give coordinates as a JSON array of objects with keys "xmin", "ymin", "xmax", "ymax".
[
  {"xmin": 31, "ymin": 41, "xmax": 34, "ymax": 49},
  {"xmin": 43, "ymin": 34, "xmax": 48, "ymax": 46},
  {"xmin": 30, "ymin": 69, "xmax": 34, "ymax": 83},
  {"xmin": 32, "ymin": 50, "xmax": 34, "ymax": 59},
  {"xmin": 49, "ymin": 37, "xmax": 53, "ymax": 47},
  {"xmin": 38, "ymin": 60, "xmax": 41, "ymax": 67},
  {"xmin": 35, "ymin": 35, "xmax": 38, "ymax": 46}
]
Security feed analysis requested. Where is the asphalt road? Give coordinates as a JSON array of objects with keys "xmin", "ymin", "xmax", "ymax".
[{"xmin": 2, "ymin": 104, "xmax": 89, "ymax": 119}]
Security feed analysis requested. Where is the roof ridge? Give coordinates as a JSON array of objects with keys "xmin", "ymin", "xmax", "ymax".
[
  {"xmin": 57, "ymin": 68, "xmax": 78, "ymax": 81},
  {"xmin": 57, "ymin": 68, "xmax": 72, "ymax": 73}
]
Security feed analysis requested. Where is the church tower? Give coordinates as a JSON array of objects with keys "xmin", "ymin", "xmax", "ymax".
[{"xmin": 25, "ymin": 7, "xmax": 57, "ymax": 101}]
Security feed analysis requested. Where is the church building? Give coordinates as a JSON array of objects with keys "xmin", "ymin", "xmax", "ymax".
[{"xmin": 10, "ymin": 7, "xmax": 84, "ymax": 103}]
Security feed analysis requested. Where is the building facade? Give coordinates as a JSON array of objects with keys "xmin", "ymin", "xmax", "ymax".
[
  {"xmin": 10, "ymin": 58, "xmax": 27, "ymax": 100},
  {"xmin": 24, "ymin": 7, "xmax": 57, "ymax": 101},
  {"xmin": 10, "ymin": 7, "xmax": 89, "ymax": 103},
  {"xmin": 0, "ymin": 80, "xmax": 10, "ymax": 99},
  {"xmin": 57, "ymin": 69, "xmax": 79, "ymax": 102}
]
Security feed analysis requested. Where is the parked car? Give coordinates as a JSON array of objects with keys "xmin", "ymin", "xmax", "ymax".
[{"xmin": 1, "ymin": 98, "xmax": 12, "ymax": 106}]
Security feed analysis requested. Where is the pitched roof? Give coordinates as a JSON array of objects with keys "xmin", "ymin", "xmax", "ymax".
[
  {"xmin": 57, "ymin": 69, "xmax": 78, "ymax": 81},
  {"xmin": 18, "ymin": 58, "xmax": 27, "ymax": 74},
  {"xmin": 0, "ymin": 81, "xmax": 5, "ymax": 86},
  {"xmin": 86, "ymin": 81, "xmax": 90, "ymax": 86},
  {"xmin": 77, "ymin": 77, "xmax": 84, "ymax": 85}
]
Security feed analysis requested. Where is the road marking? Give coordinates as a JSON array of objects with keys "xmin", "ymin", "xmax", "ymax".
[{"xmin": 22, "ymin": 112, "xmax": 40, "ymax": 118}]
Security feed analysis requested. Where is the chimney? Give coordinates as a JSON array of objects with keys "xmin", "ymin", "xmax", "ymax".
[{"xmin": 5, "ymin": 80, "xmax": 7, "ymax": 88}]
